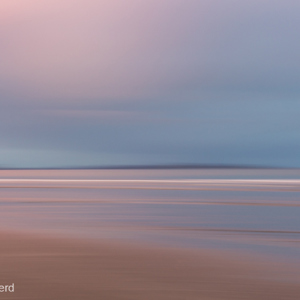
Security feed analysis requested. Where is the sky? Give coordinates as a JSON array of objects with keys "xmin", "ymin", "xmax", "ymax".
[{"xmin": 1, "ymin": 0, "xmax": 300, "ymax": 168}]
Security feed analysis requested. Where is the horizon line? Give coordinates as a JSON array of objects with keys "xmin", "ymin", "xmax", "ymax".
[{"xmin": 0, "ymin": 163, "xmax": 295, "ymax": 170}]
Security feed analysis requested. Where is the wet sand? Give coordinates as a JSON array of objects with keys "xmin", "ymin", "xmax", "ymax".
[{"xmin": 1, "ymin": 230, "xmax": 300, "ymax": 300}]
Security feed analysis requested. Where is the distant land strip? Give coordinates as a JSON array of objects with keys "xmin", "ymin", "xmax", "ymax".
[
  {"xmin": 155, "ymin": 227, "xmax": 300, "ymax": 235},
  {"xmin": 0, "ymin": 164, "xmax": 285, "ymax": 170}
]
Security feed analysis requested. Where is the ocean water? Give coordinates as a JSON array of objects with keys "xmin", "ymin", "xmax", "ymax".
[{"xmin": 0, "ymin": 169, "xmax": 300, "ymax": 262}]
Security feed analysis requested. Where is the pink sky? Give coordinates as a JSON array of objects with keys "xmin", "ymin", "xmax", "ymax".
[
  {"xmin": 0, "ymin": 0, "xmax": 223, "ymax": 101},
  {"xmin": 1, "ymin": 0, "xmax": 300, "ymax": 168}
]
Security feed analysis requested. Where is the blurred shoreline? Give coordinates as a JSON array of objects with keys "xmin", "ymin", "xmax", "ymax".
[{"xmin": 0, "ymin": 169, "xmax": 300, "ymax": 299}]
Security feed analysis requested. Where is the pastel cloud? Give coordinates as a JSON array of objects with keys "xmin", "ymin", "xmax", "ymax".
[{"xmin": 2, "ymin": 0, "xmax": 300, "ymax": 102}]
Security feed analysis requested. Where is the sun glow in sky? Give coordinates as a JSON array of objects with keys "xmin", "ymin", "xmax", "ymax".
[{"xmin": 1, "ymin": 0, "xmax": 300, "ymax": 168}]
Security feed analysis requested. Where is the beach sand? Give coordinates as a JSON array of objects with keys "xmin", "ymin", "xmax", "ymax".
[{"xmin": 0, "ymin": 231, "xmax": 299, "ymax": 300}]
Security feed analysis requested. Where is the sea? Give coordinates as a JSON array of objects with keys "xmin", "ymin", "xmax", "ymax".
[{"xmin": 0, "ymin": 168, "xmax": 300, "ymax": 263}]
